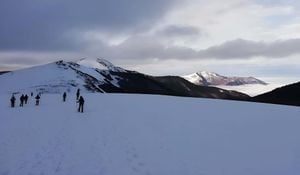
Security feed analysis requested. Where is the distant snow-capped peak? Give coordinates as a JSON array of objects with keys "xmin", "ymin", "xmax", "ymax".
[
  {"xmin": 197, "ymin": 71, "xmax": 220, "ymax": 78},
  {"xmin": 183, "ymin": 70, "xmax": 267, "ymax": 86}
]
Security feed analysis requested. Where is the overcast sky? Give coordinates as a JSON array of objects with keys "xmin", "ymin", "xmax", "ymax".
[{"xmin": 0, "ymin": 0, "xmax": 300, "ymax": 84}]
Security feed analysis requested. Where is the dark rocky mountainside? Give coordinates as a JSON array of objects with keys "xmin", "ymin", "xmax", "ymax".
[
  {"xmin": 100, "ymin": 71, "xmax": 249, "ymax": 100},
  {"xmin": 0, "ymin": 71, "xmax": 9, "ymax": 75},
  {"xmin": 252, "ymin": 82, "xmax": 300, "ymax": 106}
]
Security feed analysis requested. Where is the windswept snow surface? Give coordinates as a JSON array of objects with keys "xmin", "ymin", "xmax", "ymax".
[{"xmin": 1, "ymin": 93, "xmax": 300, "ymax": 175}]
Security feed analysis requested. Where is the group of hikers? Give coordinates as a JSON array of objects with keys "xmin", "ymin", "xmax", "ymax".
[
  {"xmin": 10, "ymin": 88, "xmax": 85, "ymax": 113},
  {"xmin": 10, "ymin": 92, "xmax": 40, "ymax": 108}
]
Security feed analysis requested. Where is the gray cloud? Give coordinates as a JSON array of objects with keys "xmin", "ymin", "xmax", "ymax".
[
  {"xmin": 0, "ymin": 51, "xmax": 86, "ymax": 70},
  {"xmin": 255, "ymin": 0, "xmax": 300, "ymax": 7},
  {"xmin": 156, "ymin": 25, "xmax": 201, "ymax": 37},
  {"xmin": 0, "ymin": 57, "xmax": 40, "ymax": 66},
  {"xmin": 1, "ymin": 0, "xmax": 299, "ymax": 60},
  {"xmin": 201, "ymin": 38, "xmax": 300, "ymax": 58},
  {"xmin": 2, "ymin": 36, "xmax": 300, "ymax": 68},
  {"xmin": 97, "ymin": 37, "xmax": 300, "ymax": 60},
  {"xmin": 0, "ymin": 65, "xmax": 14, "ymax": 71},
  {"xmin": 96, "ymin": 35, "xmax": 198, "ymax": 60},
  {"xmin": 0, "ymin": 0, "xmax": 178, "ymax": 51}
]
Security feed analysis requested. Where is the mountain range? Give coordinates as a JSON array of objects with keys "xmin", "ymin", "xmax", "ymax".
[
  {"xmin": 0, "ymin": 59, "xmax": 299, "ymax": 106},
  {"xmin": 0, "ymin": 59, "xmax": 249, "ymax": 101}
]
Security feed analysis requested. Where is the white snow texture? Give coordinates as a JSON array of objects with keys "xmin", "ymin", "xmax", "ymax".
[{"xmin": 1, "ymin": 93, "xmax": 300, "ymax": 175}]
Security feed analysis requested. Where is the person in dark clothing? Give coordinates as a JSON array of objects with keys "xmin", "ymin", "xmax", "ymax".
[
  {"xmin": 20, "ymin": 94, "xmax": 25, "ymax": 107},
  {"xmin": 35, "ymin": 94, "xmax": 40, "ymax": 106},
  {"xmin": 63, "ymin": 92, "xmax": 67, "ymax": 102},
  {"xmin": 30, "ymin": 92, "xmax": 33, "ymax": 97},
  {"xmin": 10, "ymin": 95, "xmax": 16, "ymax": 108},
  {"xmin": 76, "ymin": 89, "xmax": 80, "ymax": 100},
  {"xmin": 24, "ymin": 94, "xmax": 29, "ymax": 104},
  {"xmin": 77, "ymin": 96, "xmax": 84, "ymax": 113}
]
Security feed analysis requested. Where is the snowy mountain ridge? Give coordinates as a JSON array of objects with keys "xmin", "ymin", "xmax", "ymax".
[
  {"xmin": 0, "ymin": 60, "xmax": 120, "ymax": 94},
  {"xmin": 0, "ymin": 59, "xmax": 249, "ymax": 100},
  {"xmin": 183, "ymin": 70, "xmax": 267, "ymax": 86}
]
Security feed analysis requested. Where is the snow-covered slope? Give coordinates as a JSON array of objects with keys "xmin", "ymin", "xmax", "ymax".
[
  {"xmin": 1, "ymin": 93, "xmax": 300, "ymax": 175},
  {"xmin": 0, "ymin": 60, "xmax": 122, "ymax": 94},
  {"xmin": 183, "ymin": 71, "xmax": 267, "ymax": 86},
  {"xmin": 0, "ymin": 61, "xmax": 88, "ymax": 94}
]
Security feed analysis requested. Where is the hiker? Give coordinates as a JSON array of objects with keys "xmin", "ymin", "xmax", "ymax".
[
  {"xmin": 10, "ymin": 95, "xmax": 16, "ymax": 108},
  {"xmin": 76, "ymin": 89, "xmax": 80, "ymax": 100},
  {"xmin": 19, "ymin": 94, "xmax": 25, "ymax": 107},
  {"xmin": 77, "ymin": 96, "xmax": 84, "ymax": 113},
  {"xmin": 30, "ymin": 92, "xmax": 33, "ymax": 97},
  {"xmin": 24, "ymin": 94, "xmax": 29, "ymax": 104},
  {"xmin": 35, "ymin": 94, "xmax": 40, "ymax": 106},
  {"xmin": 63, "ymin": 92, "xmax": 67, "ymax": 102}
]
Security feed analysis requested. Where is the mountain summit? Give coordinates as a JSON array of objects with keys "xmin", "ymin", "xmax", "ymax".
[
  {"xmin": 183, "ymin": 71, "xmax": 267, "ymax": 86},
  {"xmin": 96, "ymin": 58, "xmax": 127, "ymax": 72}
]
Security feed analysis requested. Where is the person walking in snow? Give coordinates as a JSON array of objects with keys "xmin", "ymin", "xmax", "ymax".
[
  {"xmin": 10, "ymin": 95, "xmax": 16, "ymax": 108},
  {"xmin": 24, "ymin": 94, "xmax": 28, "ymax": 104},
  {"xmin": 63, "ymin": 92, "xmax": 67, "ymax": 102},
  {"xmin": 76, "ymin": 89, "xmax": 80, "ymax": 100},
  {"xmin": 77, "ymin": 96, "xmax": 84, "ymax": 113},
  {"xmin": 30, "ymin": 92, "xmax": 33, "ymax": 97},
  {"xmin": 35, "ymin": 94, "xmax": 40, "ymax": 106},
  {"xmin": 19, "ymin": 94, "xmax": 25, "ymax": 107}
]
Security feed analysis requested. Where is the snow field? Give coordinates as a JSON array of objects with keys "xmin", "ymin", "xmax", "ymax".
[{"xmin": 1, "ymin": 93, "xmax": 300, "ymax": 175}]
